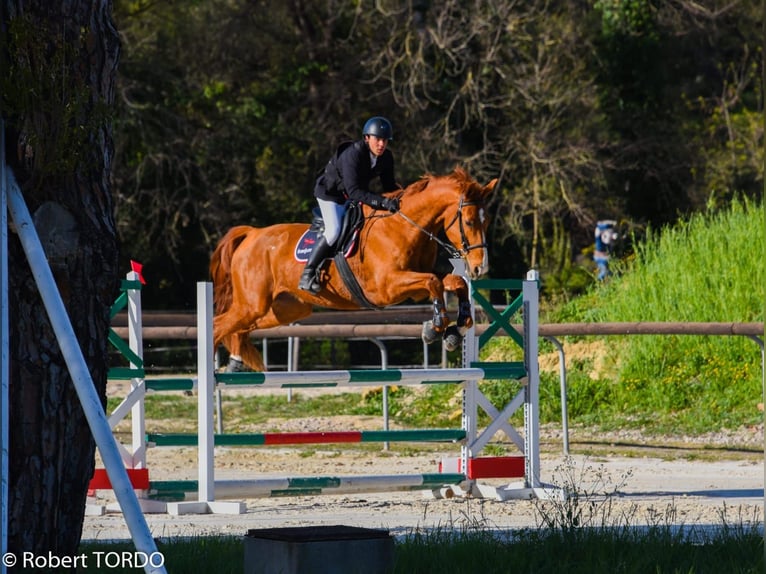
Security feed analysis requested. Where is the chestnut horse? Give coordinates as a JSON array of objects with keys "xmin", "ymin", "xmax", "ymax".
[{"xmin": 210, "ymin": 166, "xmax": 497, "ymax": 371}]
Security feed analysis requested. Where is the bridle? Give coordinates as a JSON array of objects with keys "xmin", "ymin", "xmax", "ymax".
[{"xmin": 396, "ymin": 195, "xmax": 487, "ymax": 259}]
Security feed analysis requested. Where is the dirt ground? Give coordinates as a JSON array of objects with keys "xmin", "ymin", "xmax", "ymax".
[{"xmin": 82, "ymin": 416, "xmax": 766, "ymax": 542}]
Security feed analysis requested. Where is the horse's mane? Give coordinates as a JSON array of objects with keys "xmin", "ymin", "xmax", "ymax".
[{"xmin": 402, "ymin": 166, "xmax": 483, "ymax": 201}]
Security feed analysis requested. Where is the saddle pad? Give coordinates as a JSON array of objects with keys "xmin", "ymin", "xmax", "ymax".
[
  {"xmin": 294, "ymin": 228, "xmax": 359, "ymax": 263},
  {"xmin": 294, "ymin": 229, "xmax": 321, "ymax": 262}
]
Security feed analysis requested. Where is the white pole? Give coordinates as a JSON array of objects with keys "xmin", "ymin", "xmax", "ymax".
[
  {"xmin": 127, "ymin": 271, "xmax": 146, "ymax": 469},
  {"xmin": 286, "ymin": 336, "xmax": 294, "ymax": 401},
  {"xmin": 460, "ymin": 264, "xmax": 477, "ymax": 492},
  {"xmin": 0, "ymin": 118, "xmax": 9, "ymax": 574},
  {"xmin": 523, "ymin": 270, "xmax": 541, "ymax": 489},
  {"xmin": 197, "ymin": 282, "xmax": 215, "ymax": 502},
  {"xmin": 5, "ymin": 168, "xmax": 165, "ymax": 574}
]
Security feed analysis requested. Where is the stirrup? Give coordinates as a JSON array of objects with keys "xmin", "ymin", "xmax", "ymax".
[{"xmin": 298, "ymin": 270, "xmax": 322, "ymax": 294}]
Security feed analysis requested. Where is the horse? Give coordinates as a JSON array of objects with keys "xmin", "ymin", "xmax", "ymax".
[{"xmin": 210, "ymin": 166, "xmax": 497, "ymax": 371}]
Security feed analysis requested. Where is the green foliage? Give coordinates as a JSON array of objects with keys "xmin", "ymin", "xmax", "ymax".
[
  {"xmin": 107, "ymin": 0, "xmax": 762, "ymax": 308},
  {"xmin": 689, "ymin": 55, "xmax": 763, "ymax": 206},
  {"xmin": 396, "ymin": 384, "xmax": 460, "ymax": 428},
  {"xmin": 107, "ymin": 394, "xmax": 197, "ymax": 424},
  {"xmin": 79, "ymin": 536, "xmax": 243, "ymax": 574},
  {"xmin": 539, "ymin": 370, "xmax": 616, "ymax": 426},
  {"xmin": 0, "ymin": 16, "xmax": 109, "ymax": 184},
  {"xmin": 112, "ymin": 0, "xmax": 359, "ymax": 304},
  {"xmin": 298, "ymin": 340, "xmax": 351, "ymax": 370},
  {"xmin": 594, "ymin": 0, "xmax": 657, "ymax": 39},
  {"xmin": 546, "ymin": 198, "xmax": 764, "ymax": 434},
  {"xmin": 542, "ymin": 265, "xmax": 594, "ymax": 298},
  {"xmin": 598, "ymin": 197, "xmax": 763, "ymax": 322},
  {"xmin": 356, "ymin": 385, "xmax": 409, "ymax": 417}
]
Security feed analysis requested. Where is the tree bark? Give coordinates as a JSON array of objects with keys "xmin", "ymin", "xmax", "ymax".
[{"xmin": 2, "ymin": 0, "xmax": 120, "ymax": 556}]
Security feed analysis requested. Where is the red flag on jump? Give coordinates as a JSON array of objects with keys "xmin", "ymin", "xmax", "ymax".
[{"xmin": 130, "ymin": 260, "xmax": 146, "ymax": 285}]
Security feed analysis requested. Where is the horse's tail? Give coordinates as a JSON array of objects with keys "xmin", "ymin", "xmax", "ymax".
[{"xmin": 210, "ymin": 226, "xmax": 252, "ymax": 315}]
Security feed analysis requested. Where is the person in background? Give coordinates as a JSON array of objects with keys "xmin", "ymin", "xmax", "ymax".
[
  {"xmin": 298, "ymin": 116, "xmax": 401, "ymax": 294},
  {"xmin": 594, "ymin": 220, "xmax": 618, "ymax": 280}
]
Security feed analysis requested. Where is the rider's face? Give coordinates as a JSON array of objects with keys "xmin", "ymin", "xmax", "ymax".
[{"xmin": 366, "ymin": 135, "xmax": 389, "ymax": 157}]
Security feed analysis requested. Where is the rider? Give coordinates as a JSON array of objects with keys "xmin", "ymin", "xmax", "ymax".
[{"xmin": 298, "ymin": 116, "xmax": 402, "ymax": 293}]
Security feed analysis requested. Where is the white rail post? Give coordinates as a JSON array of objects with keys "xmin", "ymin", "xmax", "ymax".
[
  {"xmin": 197, "ymin": 282, "xmax": 215, "ymax": 503},
  {"xmin": 165, "ymin": 282, "xmax": 243, "ymax": 515},
  {"xmin": 127, "ymin": 271, "xmax": 146, "ymax": 469},
  {"xmin": 523, "ymin": 270, "xmax": 541, "ymax": 489},
  {"xmin": 462, "ymin": 271, "xmax": 478, "ymax": 491}
]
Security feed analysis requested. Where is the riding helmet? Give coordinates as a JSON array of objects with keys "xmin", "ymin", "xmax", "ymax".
[{"xmin": 362, "ymin": 116, "xmax": 394, "ymax": 140}]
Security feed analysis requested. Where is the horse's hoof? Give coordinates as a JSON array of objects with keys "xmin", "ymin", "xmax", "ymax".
[
  {"xmin": 421, "ymin": 321, "xmax": 440, "ymax": 345},
  {"xmin": 225, "ymin": 357, "xmax": 249, "ymax": 373},
  {"xmin": 443, "ymin": 325, "xmax": 463, "ymax": 352}
]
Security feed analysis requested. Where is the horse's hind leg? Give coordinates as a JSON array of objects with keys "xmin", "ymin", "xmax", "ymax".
[
  {"xmin": 228, "ymin": 296, "xmax": 312, "ymax": 370},
  {"xmin": 214, "ymin": 309, "xmax": 267, "ymax": 372},
  {"xmin": 214, "ymin": 295, "xmax": 312, "ymax": 372},
  {"xmin": 223, "ymin": 330, "xmax": 266, "ymax": 372}
]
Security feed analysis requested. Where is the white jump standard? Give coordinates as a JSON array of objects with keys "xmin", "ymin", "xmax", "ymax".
[{"xmin": 94, "ymin": 271, "xmax": 555, "ymax": 515}]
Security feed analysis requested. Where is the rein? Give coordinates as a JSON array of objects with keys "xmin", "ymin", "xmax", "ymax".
[{"xmin": 396, "ymin": 195, "xmax": 487, "ymax": 259}]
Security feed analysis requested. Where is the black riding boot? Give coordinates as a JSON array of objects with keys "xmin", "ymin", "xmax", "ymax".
[{"xmin": 298, "ymin": 236, "xmax": 334, "ymax": 293}]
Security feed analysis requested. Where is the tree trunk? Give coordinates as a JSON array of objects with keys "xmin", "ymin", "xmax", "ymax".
[{"xmin": 2, "ymin": 0, "xmax": 120, "ymax": 556}]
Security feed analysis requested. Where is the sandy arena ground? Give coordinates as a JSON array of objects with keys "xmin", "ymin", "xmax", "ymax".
[{"xmin": 82, "ymin": 421, "xmax": 766, "ymax": 542}]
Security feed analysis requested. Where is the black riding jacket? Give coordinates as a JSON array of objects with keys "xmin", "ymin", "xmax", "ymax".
[{"xmin": 314, "ymin": 140, "xmax": 399, "ymax": 209}]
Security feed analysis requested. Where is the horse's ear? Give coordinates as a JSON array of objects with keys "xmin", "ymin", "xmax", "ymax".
[{"xmin": 482, "ymin": 178, "xmax": 498, "ymax": 198}]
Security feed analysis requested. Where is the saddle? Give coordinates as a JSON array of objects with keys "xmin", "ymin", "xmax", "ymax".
[{"xmin": 294, "ymin": 201, "xmax": 379, "ymax": 309}]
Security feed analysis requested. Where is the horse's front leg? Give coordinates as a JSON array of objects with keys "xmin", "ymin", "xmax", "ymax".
[
  {"xmin": 440, "ymin": 275, "xmax": 474, "ymax": 352},
  {"xmin": 387, "ymin": 274, "xmax": 448, "ymax": 346},
  {"xmin": 443, "ymin": 275, "xmax": 473, "ymax": 332},
  {"xmin": 373, "ymin": 271, "xmax": 451, "ymax": 346},
  {"xmin": 422, "ymin": 295, "xmax": 450, "ymax": 345}
]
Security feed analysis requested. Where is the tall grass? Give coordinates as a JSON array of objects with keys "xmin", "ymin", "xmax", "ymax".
[
  {"xmin": 487, "ymin": 197, "xmax": 764, "ymax": 435},
  {"xmin": 78, "ymin": 522, "xmax": 764, "ymax": 573},
  {"xmin": 394, "ymin": 525, "xmax": 763, "ymax": 573},
  {"xmin": 592, "ymin": 197, "xmax": 763, "ymax": 324}
]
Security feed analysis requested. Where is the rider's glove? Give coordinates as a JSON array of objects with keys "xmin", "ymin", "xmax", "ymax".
[{"xmin": 381, "ymin": 197, "xmax": 399, "ymax": 213}]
